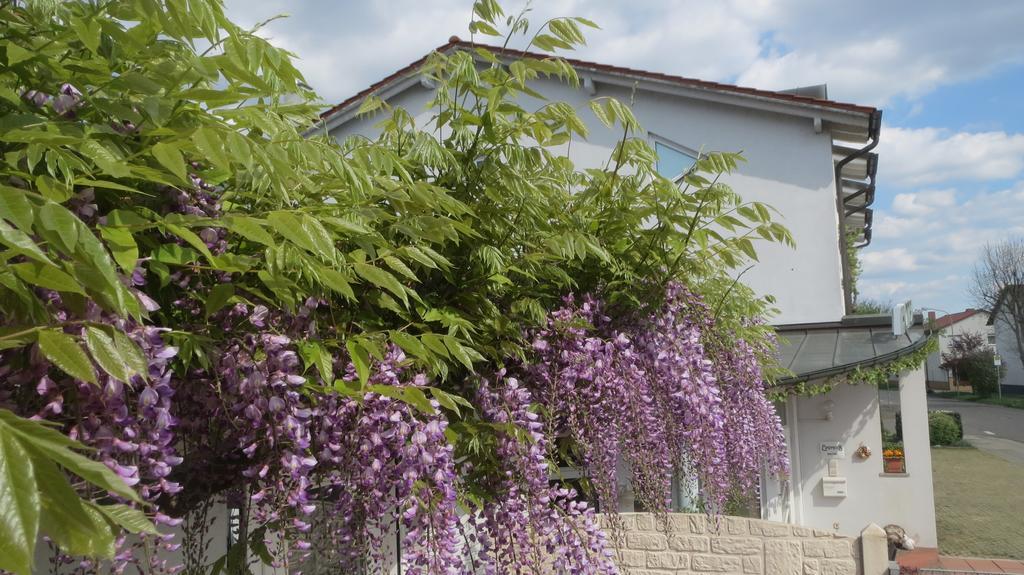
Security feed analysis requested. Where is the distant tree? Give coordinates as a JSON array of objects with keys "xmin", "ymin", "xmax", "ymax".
[
  {"xmin": 852, "ymin": 297, "xmax": 893, "ymax": 315},
  {"xmin": 970, "ymin": 238, "xmax": 1024, "ymax": 371},
  {"xmin": 940, "ymin": 332, "xmax": 987, "ymax": 385}
]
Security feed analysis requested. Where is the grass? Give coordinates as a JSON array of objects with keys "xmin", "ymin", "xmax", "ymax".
[
  {"xmin": 931, "ymin": 446, "xmax": 1024, "ymax": 559},
  {"xmin": 930, "ymin": 391, "xmax": 1024, "ymax": 410}
]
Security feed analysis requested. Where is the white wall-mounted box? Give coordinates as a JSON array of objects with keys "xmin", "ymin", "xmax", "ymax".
[{"xmin": 822, "ymin": 477, "xmax": 848, "ymax": 498}]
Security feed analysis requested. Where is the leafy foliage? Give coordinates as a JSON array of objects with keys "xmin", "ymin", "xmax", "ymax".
[
  {"xmin": 928, "ymin": 411, "xmax": 962, "ymax": 446},
  {"xmin": 0, "ymin": 0, "xmax": 793, "ymax": 572},
  {"xmin": 960, "ymin": 350, "xmax": 1000, "ymax": 397},
  {"xmin": 852, "ymin": 297, "xmax": 893, "ymax": 315},
  {"xmin": 0, "ymin": 409, "xmax": 154, "ymax": 575}
]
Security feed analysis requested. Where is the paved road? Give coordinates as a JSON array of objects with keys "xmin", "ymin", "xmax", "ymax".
[
  {"xmin": 928, "ymin": 396, "xmax": 1024, "ymax": 464},
  {"xmin": 928, "ymin": 396, "xmax": 1024, "ymax": 442}
]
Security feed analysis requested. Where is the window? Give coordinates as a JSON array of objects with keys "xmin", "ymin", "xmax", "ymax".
[
  {"xmin": 988, "ymin": 333, "xmax": 996, "ymax": 345},
  {"xmin": 879, "ymin": 377, "xmax": 907, "ymax": 474},
  {"xmin": 653, "ymin": 139, "xmax": 697, "ymax": 181}
]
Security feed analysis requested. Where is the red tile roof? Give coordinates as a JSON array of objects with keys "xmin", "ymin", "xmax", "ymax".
[
  {"xmin": 320, "ymin": 37, "xmax": 878, "ymax": 124},
  {"xmin": 932, "ymin": 308, "xmax": 985, "ymax": 330}
]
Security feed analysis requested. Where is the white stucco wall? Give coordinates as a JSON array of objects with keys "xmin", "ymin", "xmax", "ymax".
[
  {"xmin": 994, "ymin": 311, "xmax": 1024, "ymax": 390},
  {"xmin": 780, "ymin": 367, "xmax": 937, "ymax": 547},
  {"xmin": 924, "ymin": 312, "xmax": 993, "ymax": 384},
  {"xmin": 326, "ymin": 77, "xmax": 847, "ymax": 325}
]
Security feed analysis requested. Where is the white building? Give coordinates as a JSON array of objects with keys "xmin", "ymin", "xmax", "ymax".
[
  {"xmin": 989, "ymin": 286, "xmax": 1024, "ymax": 394},
  {"xmin": 922, "ymin": 309, "xmax": 994, "ymax": 388},
  {"xmin": 319, "ymin": 38, "xmax": 938, "ymax": 548}
]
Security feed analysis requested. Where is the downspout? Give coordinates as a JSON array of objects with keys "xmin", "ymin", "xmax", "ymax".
[{"xmin": 834, "ymin": 109, "xmax": 883, "ymax": 315}]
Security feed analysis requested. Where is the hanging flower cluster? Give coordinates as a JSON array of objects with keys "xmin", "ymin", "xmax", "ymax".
[
  {"xmin": 525, "ymin": 283, "xmax": 789, "ymax": 514},
  {"xmin": 465, "ymin": 372, "xmax": 618, "ymax": 575}
]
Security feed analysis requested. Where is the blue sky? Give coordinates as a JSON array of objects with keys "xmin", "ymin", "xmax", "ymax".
[{"xmin": 225, "ymin": 0, "xmax": 1024, "ymax": 315}]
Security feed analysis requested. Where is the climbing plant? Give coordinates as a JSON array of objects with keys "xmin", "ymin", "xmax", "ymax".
[{"xmin": 0, "ymin": 0, "xmax": 792, "ymax": 573}]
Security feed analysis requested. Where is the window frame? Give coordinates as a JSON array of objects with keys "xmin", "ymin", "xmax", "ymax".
[{"xmin": 649, "ymin": 133, "xmax": 701, "ymax": 183}]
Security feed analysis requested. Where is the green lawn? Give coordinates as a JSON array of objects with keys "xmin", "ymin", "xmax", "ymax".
[
  {"xmin": 930, "ymin": 391, "xmax": 1024, "ymax": 410},
  {"xmin": 932, "ymin": 447, "xmax": 1024, "ymax": 559}
]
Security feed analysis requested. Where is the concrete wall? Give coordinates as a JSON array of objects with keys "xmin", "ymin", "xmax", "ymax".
[
  {"xmin": 779, "ymin": 366, "xmax": 937, "ymax": 547},
  {"xmin": 994, "ymin": 310, "xmax": 1024, "ymax": 390},
  {"xmin": 327, "ymin": 76, "xmax": 847, "ymax": 326},
  {"xmin": 925, "ymin": 312, "xmax": 993, "ymax": 384},
  {"xmin": 606, "ymin": 512, "xmax": 861, "ymax": 575}
]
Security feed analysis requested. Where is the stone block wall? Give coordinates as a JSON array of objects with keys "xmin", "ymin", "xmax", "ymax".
[{"xmin": 603, "ymin": 513, "xmax": 861, "ymax": 575}]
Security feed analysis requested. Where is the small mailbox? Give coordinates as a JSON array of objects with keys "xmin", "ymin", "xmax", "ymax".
[{"xmin": 822, "ymin": 477, "xmax": 848, "ymax": 498}]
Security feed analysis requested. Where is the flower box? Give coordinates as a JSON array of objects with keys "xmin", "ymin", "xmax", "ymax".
[{"xmin": 883, "ymin": 456, "xmax": 906, "ymax": 474}]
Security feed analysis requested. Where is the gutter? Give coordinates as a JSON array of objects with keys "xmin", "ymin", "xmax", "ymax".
[{"xmin": 835, "ymin": 109, "xmax": 883, "ymax": 314}]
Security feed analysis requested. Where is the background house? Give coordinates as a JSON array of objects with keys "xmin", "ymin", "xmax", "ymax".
[
  {"xmin": 923, "ymin": 308, "xmax": 994, "ymax": 389},
  {"xmin": 320, "ymin": 39, "xmax": 937, "ymax": 547},
  {"xmin": 989, "ymin": 286, "xmax": 1024, "ymax": 394}
]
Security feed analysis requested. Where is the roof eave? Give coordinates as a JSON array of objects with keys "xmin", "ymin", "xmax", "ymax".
[
  {"xmin": 774, "ymin": 333, "xmax": 932, "ymax": 387},
  {"xmin": 314, "ymin": 40, "xmax": 878, "ymax": 137}
]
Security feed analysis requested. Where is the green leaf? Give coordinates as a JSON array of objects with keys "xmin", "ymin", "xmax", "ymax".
[
  {"xmin": 37, "ymin": 329, "xmax": 96, "ymax": 385},
  {"xmin": 93, "ymin": 503, "xmax": 159, "ymax": 535},
  {"xmin": 346, "ymin": 339, "xmax": 371, "ymax": 385},
  {"xmin": 298, "ymin": 341, "xmax": 332, "ymax": 384},
  {"xmin": 81, "ymin": 140, "xmax": 131, "ymax": 178},
  {"xmin": 71, "ymin": 18, "xmax": 101, "ymax": 53},
  {"xmin": 420, "ymin": 333, "xmax": 449, "ymax": 358},
  {"xmin": 84, "ymin": 327, "xmax": 132, "ymax": 383},
  {"xmin": 0, "ymin": 411, "xmax": 141, "ymax": 504},
  {"xmin": 192, "ymin": 127, "xmax": 230, "ymax": 171},
  {"xmin": 37, "ymin": 202, "xmax": 79, "ymax": 253},
  {"xmin": 5, "ymin": 42, "xmax": 32, "ymax": 65},
  {"xmin": 317, "ymin": 267, "xmax": 356, "ymax": 301},
  {"xmin": 224, "ymin": 216, "xmax": 275, "ymax": 246},
  {"xmin": 165, "ymin": 223, "xmax": 214, "ymax": 262},
  {"xmin": 112, "ymin": 331, "xmax": 147, "ymax": 380},
  {"xmin": 367, "ymin": 385, "xmax": 435, "ymax": 416},
  {"xmin": 0, "ymin": 431, "xmax": 39, "ymax": 575},
  {"xmin": 389, "ymin": 330, "xmax": 426, "ymax": 359},
  {"xmin": 443, "ymin": 335, "xmax": 476, "ymax": 371},
  {"xmin": 0, "ymin": 220, "xmax": 52, "ymax": 265},
  {"xmin": 153, "ymin": 244, "xmax": 199, "ymax": 265},
  {"xmin": 205, "ymin": 283, "xmax": 235, "ymax": 317},
  {"xmin": 353, "ymin": 262, "xmax": 407, "ymax": 306},
  {"xmin": 266, "ymin": 211, "xmax": 314, "ymax": 252},
  {"xmin": 74, "ymin": 179, "xmax": 139, "ymax": 193},
  {"xmin": 428, "ymin": 387, "xmax": 474, "ymax": 416},
  {"xmin": 31, "ymin": 448, "xmax": 114, "ymax": 558},
  {"xmin": 98, "ymin": 226, "xmax": 139, "ymax": 273},
  {"xmin": 150, "ymin": 141, "xmax": 187, "ymax": 182},
  {"xmin": 10, "ymin": 262, "xmax": 85, "ymax": 295},
  {"xmin": 0, "ymin": 185, "xmax": 35, "ymax": 231},
  {"xmin": 384, "ymin": 256, "xmax": 418, "ymax": 282}
]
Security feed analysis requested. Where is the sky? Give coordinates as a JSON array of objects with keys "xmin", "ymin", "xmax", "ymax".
[{"xmin": 224, "ymin": 0, "xmax": 1024, "ymax": 315}]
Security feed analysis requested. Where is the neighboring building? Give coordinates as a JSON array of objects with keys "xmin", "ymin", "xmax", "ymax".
[
  {"xmin": 989, "ymin": 285, "xmax": 1024, "ymax": 394},
  {"xmin": 319, "ymin": 39, "xmax": 938, "ymax": 548},
  {"xmin": 923, "ymin": 308, "xmax": 994, "ymax": 388}
]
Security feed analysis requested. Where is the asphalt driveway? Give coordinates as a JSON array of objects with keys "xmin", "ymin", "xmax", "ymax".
[{"xmin": 928, "ymin": 395, "xmax": 1024, "ymax": 464}]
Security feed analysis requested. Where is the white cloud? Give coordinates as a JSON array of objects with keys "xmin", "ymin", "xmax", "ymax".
[
  {"xmin": 860, "ymin": 182, "xmax": 1024, "ymax": 309},
  {"xmin": 891, "ymin": 189, "xmax": 956, "ymax": 216},
  {"xmin": 880, "ymin": 127, "xmax": 1024, "ymax": 187},
  {"xmin": 224, "ymin": 0, "xmax": 1024, "ymax": 107},
  {"xmin": 860, "ymin": 248, "xmax": 921, "ymax": 273}
]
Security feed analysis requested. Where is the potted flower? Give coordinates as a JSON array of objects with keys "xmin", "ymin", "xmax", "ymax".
[{"xmin": 883, "ymin": 448, "xmax": 906, "ymax": 473}]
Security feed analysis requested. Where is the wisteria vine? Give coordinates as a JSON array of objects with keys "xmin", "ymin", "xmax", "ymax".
[{"xmin": 525, "ymin": 284, "xmax": 789, "ymax": 516}]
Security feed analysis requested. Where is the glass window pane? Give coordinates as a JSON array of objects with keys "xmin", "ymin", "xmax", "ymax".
[{"xmin": 655, "ymin": 141, "xmax": 696, "ymax": 179}]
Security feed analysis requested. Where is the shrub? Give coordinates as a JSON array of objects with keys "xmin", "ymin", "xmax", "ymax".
[
  {"xmin": 929, "ymin": 411, "xmax": 962, "ymax": 445},
  {"xmin": 961, "ymin": 350, "xmax": 1000, "ymax": 397}
]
